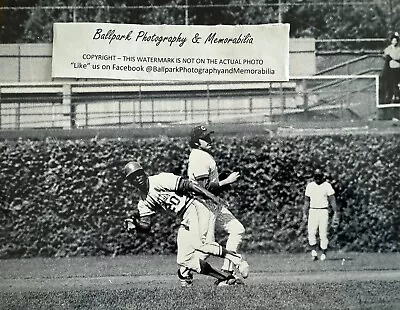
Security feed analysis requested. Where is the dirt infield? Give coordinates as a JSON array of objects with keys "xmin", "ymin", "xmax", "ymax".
[{"xmin": 0, "ymin": 253, "xmax": 399, "ymax": 309}]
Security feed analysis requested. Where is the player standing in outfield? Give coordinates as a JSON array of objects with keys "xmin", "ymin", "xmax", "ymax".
[
  {"xmin": 188, "ymin": 125, "xmax": 246, "ymax": 281},
  {"xmin": 123, "ymin": 161, "xmax": 249, "ymax": 287},
  {"xmin": 303, "ymin": 169, "xmax": 339, "ymax": 261}
]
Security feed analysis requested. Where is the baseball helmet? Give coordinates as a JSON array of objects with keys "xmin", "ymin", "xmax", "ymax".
[
  {"xmin": 390, "ymin": 32, "xmax": 400, "ymax": 41},
  {"xmin": 189, "ymin": 125, "xmax": 214, "ymax": 147},
  {"xmin": 124, "ymin": 161, "xmax": 143, "ymax": 178}
]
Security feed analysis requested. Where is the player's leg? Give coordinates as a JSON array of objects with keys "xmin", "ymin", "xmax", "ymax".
[
  {"xmin": 307, "ymin": 209, "xmax": 319, "ymax": 260},
  {"xmin": 318, "ymin": 209, "xmax": 329, "ymax": 261},
  {"xmin": 217, "ymin": 207, "xmax": 245, "ymax": 273},
  {"xmin": 177, "ymin": 204, "xmax": 242, "ymax": 286},
  {"xmin": 199, "ymin": 259, "xmax": 241, "ymax": 286},
  {"xmin": 190, "ymin": 199, "xmax": 216, "ymax": 263},
  {"xmin": 176, "ymin": 223, "xmax": 197, "ymax": 287},
  {"xmin": 190, "ymin": 200, "xmax": 249, "ymax": 278}
]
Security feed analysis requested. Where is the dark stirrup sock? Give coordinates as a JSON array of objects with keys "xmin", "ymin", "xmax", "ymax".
[{"xmin": 199, "ymin": 259, "xmax": 231, "ymax": 280}]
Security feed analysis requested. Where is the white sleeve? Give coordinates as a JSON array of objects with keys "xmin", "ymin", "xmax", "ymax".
[
  {"xmin": 326, "ymin": 183, "xmax": 335, "ymax": 196},
  {"xmin": 188, "ymin": 152, "xmax": 210, "ymax": 180},
  {"xmin": 137, "ymin": 200, "xmax": 155, "ymax": 217},
  {"xmin": 305, "ymin": 183, "xmax": 311, "ymax": 197}
]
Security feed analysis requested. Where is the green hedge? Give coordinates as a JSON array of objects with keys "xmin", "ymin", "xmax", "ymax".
[{"xmin": 0, "ymin": 134, "xmax": 399, "ymax": 258}]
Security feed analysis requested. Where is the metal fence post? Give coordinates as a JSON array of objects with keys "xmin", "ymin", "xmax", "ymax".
[
  {"xmin": 18, "ymin": 45, "xmax": 21, "ymax": 82},
  {"xmin": 138, "ymin": 85, "xmax": 142, "ymax": 127},
  {"xmin": 0, "ymin": 88, "xmax": 2, "ymax": 129},
  {"xmin": 133, "ymin": 100, "xmax": 136, "ymax": 124},
  {"xmin": 151, "ymin": 99, "xmax": 154, "ymax": 123},
  {"xmin": 191, "ymin": 100, "xmax": 194, "ymax": 121},
  {"xmin": 280, "ymin": 82, "xmax": 285, "ymax": 116},
  {"xmin": 207, "ymin": 83, "xmax": 210, "ymax": 123},
  {"xmin": 85, "ymin": 102, "xmax": 89, "ymax": 128},
  {"xmin": 302, "ymin": 79, "xmax": 309, "ymax": 120},
  {"xmin": 269, "ymin": 83, "xmax": 273, "ymax": 121},
  {"xmin": 118, "ymin": 101, "xmax": 121, "ymax": 127},
  {"xmin": 184, "ymin": 99, "xmax": 187, "ymax": 121},
  {"xmin": 16, "ymin": 102, "xmax": 20, "ymax": 130},
  {"xmin": 63, "ymin": 84, "xmax": 74, "ymax": 129}
]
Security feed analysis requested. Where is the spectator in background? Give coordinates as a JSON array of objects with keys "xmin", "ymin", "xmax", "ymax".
[{"xmin": 382, "ymin": 32, "xmax": 400, "ymax": 104}]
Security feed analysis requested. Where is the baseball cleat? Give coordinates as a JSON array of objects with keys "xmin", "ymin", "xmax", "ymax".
[
  {"xmin": 311, "ymin": 250, "xmax": 318, "ymax": 261},
  {"xmin": 215, "ymin": 275, "xmax": 244, "ymax": 287},
  {"xmin": 320, "ymin": 253, "xmax": 326, "ymax": 261},
  {"xmin": 177, "ymin": 269, "xmax": 193, "ymax": 287},
  {"xmin": 238, "ymin": 258, "xmax": 250, "ymax": 279}
]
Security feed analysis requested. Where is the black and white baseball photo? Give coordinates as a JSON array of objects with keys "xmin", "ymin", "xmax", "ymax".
[{"xmin": 0, "ymin": 1, "xmax": 399, "ymax": 309}]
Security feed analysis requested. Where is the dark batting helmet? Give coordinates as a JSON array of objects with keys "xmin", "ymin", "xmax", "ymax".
[
  {"xmin": 189, "ymin": 125, "xmax": 214, "ymax": 147},
  {"xmin": 124, "ymin": 161, "xmax": 143, "ymax": 178}
]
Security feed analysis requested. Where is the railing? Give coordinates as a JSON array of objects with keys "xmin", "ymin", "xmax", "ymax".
[
  {"xmin": 316, "ymin": 54, "xmax": 383, "ymax": 76},
  {"xmin": 0, "ymin": 76, "xmax": 380, "ymax": 129}
]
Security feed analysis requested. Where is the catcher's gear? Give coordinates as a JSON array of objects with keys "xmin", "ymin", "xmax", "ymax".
[{"xmin": 124, "ymin": 161, "xmax": 143, "ymax": 178}]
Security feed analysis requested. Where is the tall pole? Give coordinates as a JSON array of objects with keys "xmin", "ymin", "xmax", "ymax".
[
  {"xmin": 72, "ymin": 0, "xmax": 77, "ymax": 22},
  {"xmin": 185, "ymin": 0, "xmax": 189, "ymax": 25},
  {"xmin": 278, "ymin": 0, "xmax": 282, "ymax": 23},
  {"xmin": 389, "ymin": 0, "xmax": 393, "ymax": 31}
]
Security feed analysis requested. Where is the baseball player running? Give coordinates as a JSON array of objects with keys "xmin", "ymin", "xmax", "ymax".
[
  {"xmin": 187, "ymin": 125, "xmax": 246, "ymax": 283},
  {"xmin": 303, "ymin": 169, "xmax": 339, "ymax": 261},
  {"xmin": 123, "ymin": 161, "xmax": 249, "ymax": 287}
]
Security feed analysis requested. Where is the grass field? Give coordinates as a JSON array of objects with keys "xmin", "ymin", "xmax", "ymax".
[{"xmin": 1, "ymin": 252, "xmax": 399, "ymax": 310}]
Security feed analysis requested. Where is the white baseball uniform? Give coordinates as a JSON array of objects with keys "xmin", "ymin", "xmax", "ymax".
[
  {"xmin": 305, "ymin": 181, "xmax": 335, "ymax": 250},
  {"xmin": 188, "ymin": 148, "xmax": 245, "ymax": 271},
  {"xmin": 136, "ymin": 172, "xmax": 223, "ymax": 273}
]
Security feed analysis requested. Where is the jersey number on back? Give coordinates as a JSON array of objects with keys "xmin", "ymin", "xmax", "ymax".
[{"xmin": 159, "ymin": 193, "xmax": 184, "ymax": 213}]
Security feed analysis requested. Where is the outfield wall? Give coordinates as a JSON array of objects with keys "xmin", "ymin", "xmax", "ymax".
[{"xmin": 0, "ymin": 132, "xmax": 398, "ymax": 258}]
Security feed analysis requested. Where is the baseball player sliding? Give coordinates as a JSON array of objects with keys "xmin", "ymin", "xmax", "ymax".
[
  {"xmin": 187, "ymin": 125, "xmax": 246, "ymax": 284},
  {"xmin": 303, "ymin": 168, "xmax": 339, "ymax": 261},
  {"xmin": 123, "ymin": 162, "xmax": 249, "ymax": 287}
]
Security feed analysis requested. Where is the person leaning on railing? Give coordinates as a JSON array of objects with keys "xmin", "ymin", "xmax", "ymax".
[{"xmin": 382, "ymin": 32, "xmax": 400, "ymax": 104}]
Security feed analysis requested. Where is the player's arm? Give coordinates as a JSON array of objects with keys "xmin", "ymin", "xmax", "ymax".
[
  {"xmin": 328, "ymin": 194, "xmax": 339, "ymax": 227},
  {"xmin": 177, "ymin": 178, "xmax": 227, "ymax": 210},
  {"xmin": 328, "ymin": 194, "xmax": 338, "ymax": 212},
  {"xmin": 128, "ymin": 214, "xmax": 152, "ymax": 233},
  {"xmin": 125, "ymin": 200, "xmax": 154, "ymax": 233},
  {"xmin": 218, "ymin": 172, "xmax": 240, "ymax": 187},
  {"xmin": 303, "ymin": 196, "xmax": 310, "ymax": 222},
  {"xmin": 194, "ymin": 172, "xmax": 240, "ymax": 193},
  {"xmin": 193, "ymin": 175, "xmax": 213, "ymax": 191}
]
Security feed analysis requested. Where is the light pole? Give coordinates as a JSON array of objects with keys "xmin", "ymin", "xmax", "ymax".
[
  {"xmin": 278, "ymin": 0, "xmax": 282, "ymax": 23},
  {"xmin": 185, "ymin": 0, "xmax": 189, "ymax": 25},
  {"xmin": 388, "ymin": 0, "xmax": 393, "ymax": 31}
]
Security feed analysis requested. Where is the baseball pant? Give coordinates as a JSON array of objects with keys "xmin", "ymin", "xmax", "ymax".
[
  {"xmin": 308, "ymin": 208, "xmax": 329, "ymax": 250},
  {"xmin": 201, "ymin": 205, "xmax": 245, "ymax": 271},
  {"xmin": 216, "ymin": 207, "xmax": 245, "ymax": 271},
  {"xmin": 177, "ymin": 199, "xmax": 223, "ymax": 273}
]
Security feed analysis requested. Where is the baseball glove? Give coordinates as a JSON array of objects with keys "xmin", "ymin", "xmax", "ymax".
[
  {"xmin": 332, "ymin": 212, "xmax": 340, "ymax": 229},
  {"xmin": 123, "ymin": 217, "xmax": 138, "ymax": 233}
]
